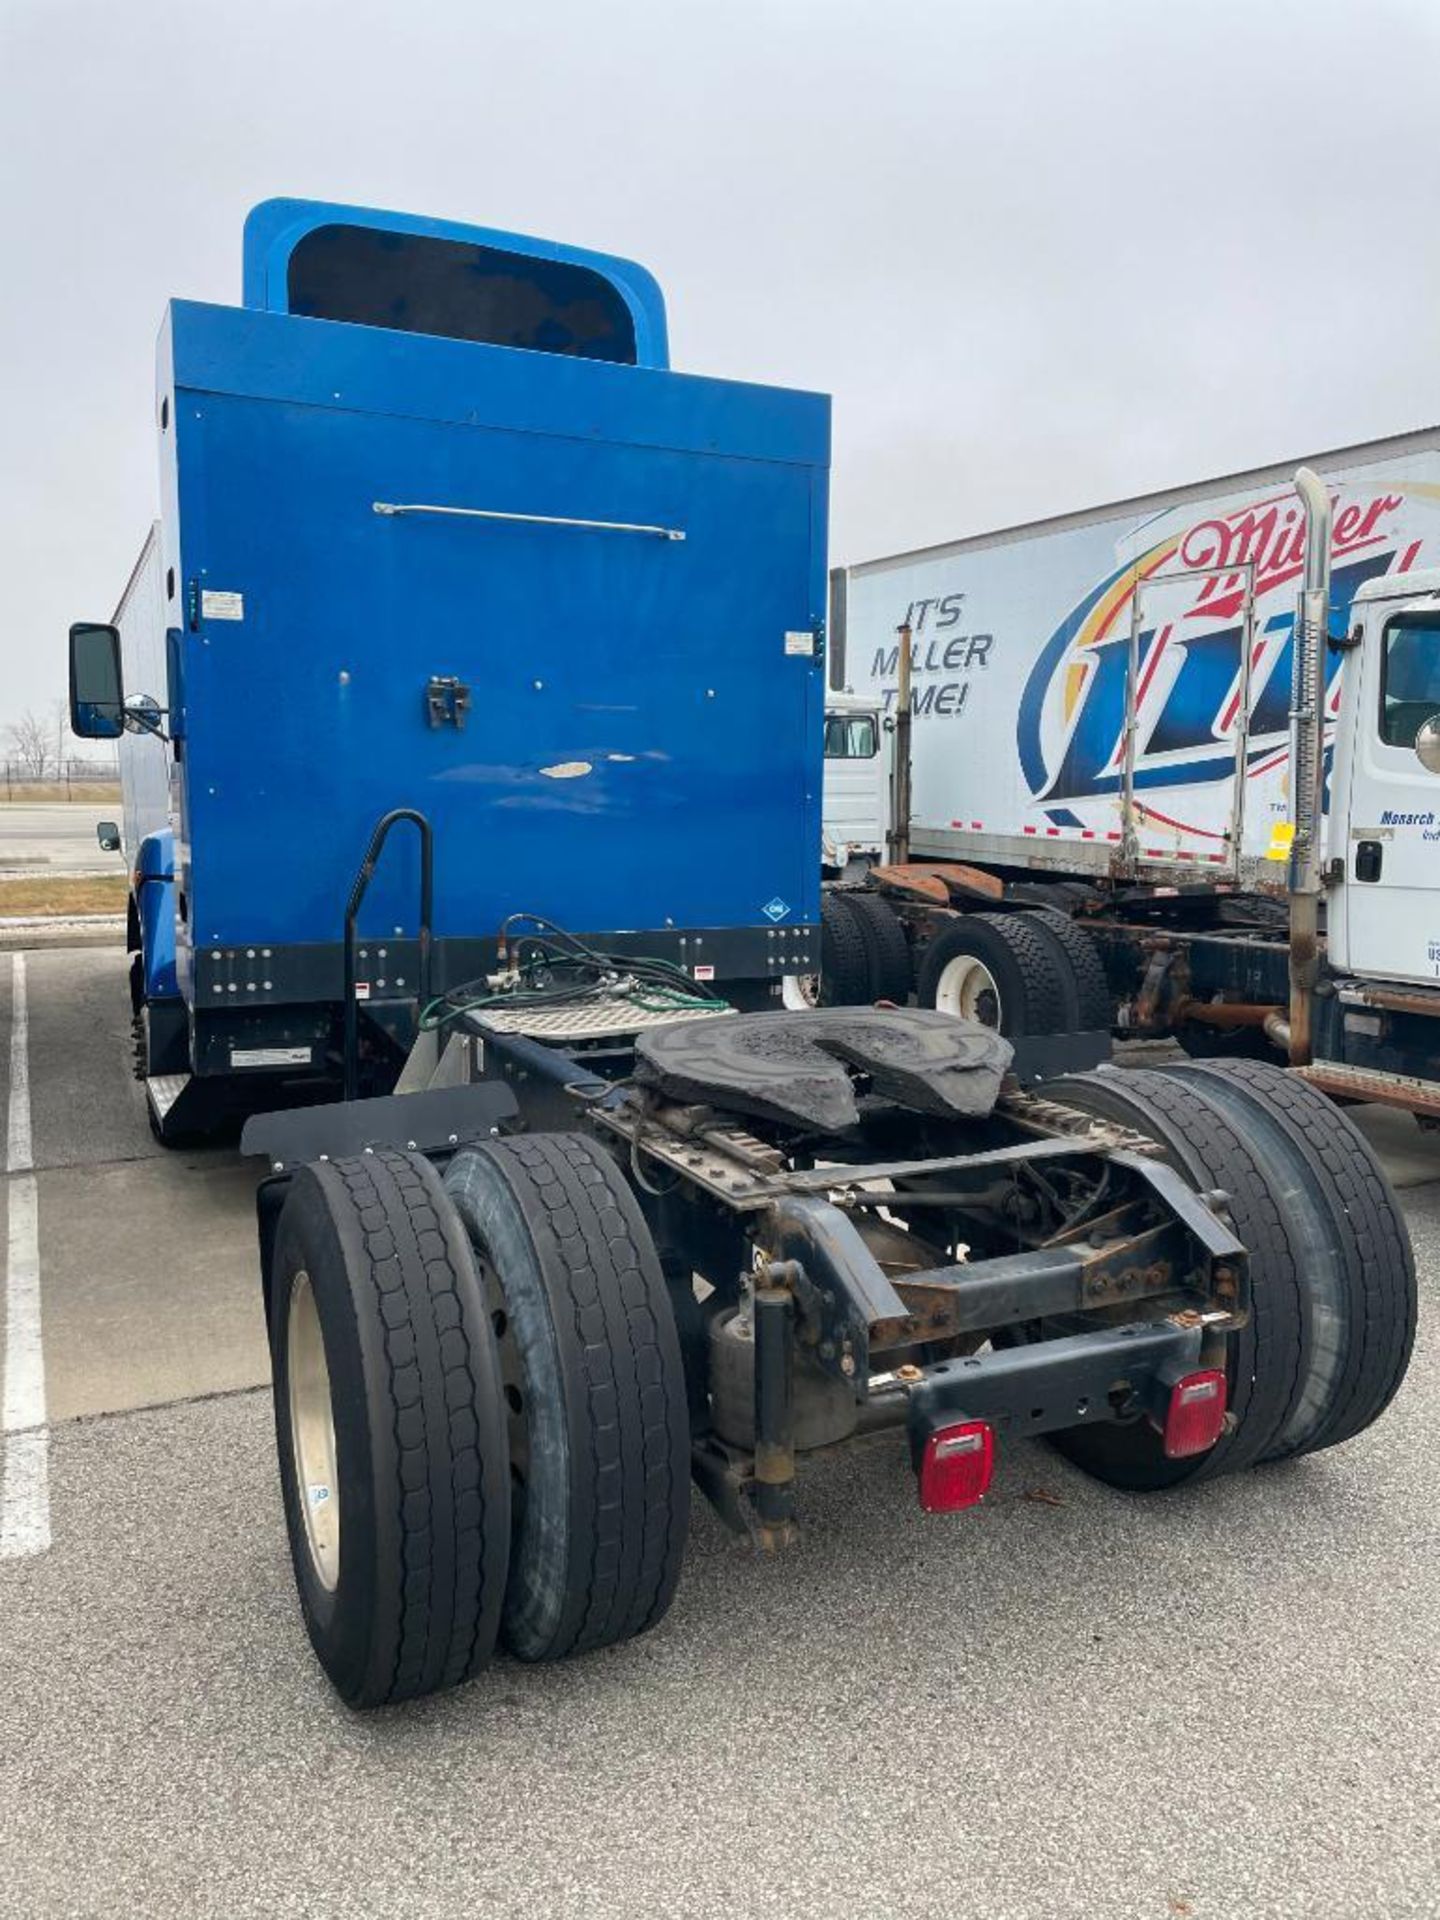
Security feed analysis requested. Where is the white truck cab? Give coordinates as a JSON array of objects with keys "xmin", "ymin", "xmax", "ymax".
[
  {"xmin": 1329, "ymin": 571, "xmax": 1440, "ymax": 985},
  {"xmin": 821, "ymin": 694, "xmax": 888, "ymax": 873}
]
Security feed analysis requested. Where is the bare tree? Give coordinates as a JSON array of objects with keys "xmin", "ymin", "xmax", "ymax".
[
  {"xmin": 52, "ymin": 697, "xmax": 69, "ymax": 777},
  {"xmin": 7, "ymin": 710, "xmax": 53, "ymax": 780}
]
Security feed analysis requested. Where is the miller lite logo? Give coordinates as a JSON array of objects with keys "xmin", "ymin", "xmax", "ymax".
[{"xmin": 1015, "ymin": 484, "xmax": 1429, "ymax": 845}]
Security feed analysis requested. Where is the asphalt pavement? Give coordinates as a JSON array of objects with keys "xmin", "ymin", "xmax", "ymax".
[
  {"xmin": 0, "ymin": 803, "xmax": 123, "ymax": 877},
  {"xmin": 1, "ymin": 946, "xmax": 1438, "ymax": 1919}
]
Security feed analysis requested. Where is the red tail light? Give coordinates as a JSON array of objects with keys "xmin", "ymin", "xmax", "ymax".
[
  {"xmin": 918, "ymin": 1419, "xmax": 994, "ymax": 1512},
  {"xmin": 1160, "ymin": 1368, "xmax": 1227, "ymax": 1458}
]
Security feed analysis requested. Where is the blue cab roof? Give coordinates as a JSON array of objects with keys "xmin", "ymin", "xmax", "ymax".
[{"xmin": 241, "ymin": 197, "xmax": 672, "ymax": 369}]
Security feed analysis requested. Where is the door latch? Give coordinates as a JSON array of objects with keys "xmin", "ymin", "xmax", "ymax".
[
  {"xmin": 1355, "ymin": 840, "xmax": 1383, "ymax": 883},
  {"xmin": 425, "ymin": 675, "xmax": 472, "ymax": 730}
]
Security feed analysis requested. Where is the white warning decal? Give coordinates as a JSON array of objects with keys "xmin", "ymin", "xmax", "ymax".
[{"xmin": 202, "ymin": 590, "xmax": 245, "ymax": 621}]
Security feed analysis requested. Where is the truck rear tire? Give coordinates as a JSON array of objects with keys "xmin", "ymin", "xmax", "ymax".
[
  {"xmin": 270, "ymin": 1150, "xmax": 511, "ymax": 1708},
  {"xmin": 843, "ymin": 891, "xmax": 912, "ymax": 1002},
  {"xmin": 1045, "ymin": 1063, "xmax": 1415, "ymax": 1488},
  {"xmin": 444, "ymin": 1133, "xmax": 690, "ymax": 1663},
  {"xmin": 816, "ymin": 892, "xmax": 873, "ymax": 1006},
  {"xmin": 782, "ymin": 893, "xmax": 872, "ymax": 1008},
  {"xmin": 916, "ymin": 912, "xmax": 1069, "ymax": 1036},
  {"xmin": 1161, "ymin": 1060, "xmax": 1416, "ymax": 1455},
  {"xmin": 1029, "ymin": 909, "xmax": 1112, "ymax": 1032}
]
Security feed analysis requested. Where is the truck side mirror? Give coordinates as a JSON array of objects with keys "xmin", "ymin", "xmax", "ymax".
[
  {"xmin": 69, "ymin": 623, "xmax": 124, "ymax": 739},
  {"xmin": 1416, "ymin": 714, "xmax": 1440, "ymax": 775},
  {"xmin": 96, "ymin": 820, "xmax": 121, "ymax": 854}
]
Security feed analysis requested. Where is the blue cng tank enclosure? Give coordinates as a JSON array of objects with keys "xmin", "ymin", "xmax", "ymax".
[{"xmin": 141, "ymin": 199, "xmax": 828, "ymax": 1099}]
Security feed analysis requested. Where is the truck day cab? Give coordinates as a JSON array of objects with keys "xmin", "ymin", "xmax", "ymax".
[
  {"xmin": 69, "ymin": 203, "xmax": 1415, "ymax": 1709},
  {"xmin": 821, "ymin": 434, "xmax": 1440, "ymax": 1116}
]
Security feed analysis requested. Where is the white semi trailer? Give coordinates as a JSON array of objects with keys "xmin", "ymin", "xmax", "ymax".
[{"xmin": 819, "ymin": 429, "xmax": 1440, "ymax": 1118}]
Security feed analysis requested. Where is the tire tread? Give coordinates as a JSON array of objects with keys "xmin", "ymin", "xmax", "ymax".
[
  {"xmin": 1049, "ymin": 1067, "xmax": 1309, "ymax": 1480},
  {"xmin": 274, "ymin": 1148, "xmax": 508, "ymax": 1707},
  {"xmin": 843, "ymin": 892, "xmax": 912, "ymax": 1002},
  {"xmin": 460, "ymin": 1134, "xmax": 689, "ymax": 1660},
  {"xmin": 1031, "ymin": 909, "xmax": 1112, "ymax": 1031},
  {"xmin": 819, "ymin": 893, "xmax": 873, "ymax": 1006},
  {"xmin": 917, "ymin": 912, "xmax": 1071, "ymax": 1035},
  {"xmin": 337, "ymin": 1151, "xmax": 496, "ymax": 1698},
  {"xmin": 1165, "ymin": 1061, "xmax": 1416, "ymax": 1453}
]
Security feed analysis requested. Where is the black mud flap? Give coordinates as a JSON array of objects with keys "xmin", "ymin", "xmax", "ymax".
[
  {"xmin": 240, "ymin": 1081, "xmax": 519, "ymax": 1173},
  {"xmin": 1007, "ymin": 1029, "xmax": 1112, "ymax": 1087},
  {"xmin": 247, "ymin": 1081, "xmax": 521, "ymax": 1322}
]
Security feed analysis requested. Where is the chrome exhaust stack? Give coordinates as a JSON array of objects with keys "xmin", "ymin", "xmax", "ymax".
[{"xmin": 1287, "ymin": 467, "xmax": 1333, "ymax": 1066}]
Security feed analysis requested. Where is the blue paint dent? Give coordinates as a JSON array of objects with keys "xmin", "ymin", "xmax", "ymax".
[
  {"xmin": 160, "ymin": 295, "xmax": 828, "ymax": 957},
  {"xmin": 241, "ymin": 198, "xmax": 670, "ymax": 370},
  {"xmin": 135, "ymin": 828, "xmax": 178, "ymax": 999}
]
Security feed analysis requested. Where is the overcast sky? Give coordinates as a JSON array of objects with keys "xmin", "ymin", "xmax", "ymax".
[{"xmin": 3, "ymin": 0, "xmax": 1439, "ymax": 732}]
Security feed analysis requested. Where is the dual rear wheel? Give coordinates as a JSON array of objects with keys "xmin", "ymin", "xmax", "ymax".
[
  {"xmin": 792, "ymin": 893, "xmax": 1112, "ymax": 1037},
  {"xmin": 1047, "ymin": 1060, "xmax": 1416, "ymax": 1488},
  {"xmin": 783, "ymin": 891, "xmax": 910, "ymax": 1008},
  {"xmin": 269, "ymin": 1067, "xmax": 1416, "ymax": 1705},
  {"xmin": 269, "ymin": 1136, "xmax": 690, "ymax": 1708},
  {"xmin": 916, "ymin": 908, "xmax": 1111, "ymax": 1036}
]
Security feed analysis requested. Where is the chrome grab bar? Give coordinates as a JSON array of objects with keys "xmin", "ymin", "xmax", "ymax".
[{"xmin": 373, "ymin": 501, "xmax": 685, "ymax": 542}]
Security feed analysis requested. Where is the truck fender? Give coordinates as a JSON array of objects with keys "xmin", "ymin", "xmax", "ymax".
[{"xmin": 133, "ymin": 827, "xmax": 178, "ymax": 1001}]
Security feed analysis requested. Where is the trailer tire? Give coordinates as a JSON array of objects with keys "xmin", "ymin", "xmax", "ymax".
[
  {"xmin": 444, "ymin": 1133, "xmax": 690, "ymax": 1663},
  {"xmin": 817, "ymin": 892, "xmax": 873, "ymax": 1006},
  {"xmin": 916, "ymin": 912, "xmax": 1069, "ymax": 1036},
  {"xmin": 843, "ymin": 891, "xmax": 912, "ymax": 1002},
  {"xmin": 1029, "ymin": 910, "xmax": 1112, "ymax": 1031},
  {"xmin": 1159, "ymin": 1060, "xmax": 1416, "ymax": 1456},
  {"xmin": 270, "ymin": 1150, "xmax": 511, "ymax": 1708}
]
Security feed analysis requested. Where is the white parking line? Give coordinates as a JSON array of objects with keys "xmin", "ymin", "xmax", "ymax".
[{"xmin": 1, "ymin": 953, "xmax": 48, "ymax": 1558}]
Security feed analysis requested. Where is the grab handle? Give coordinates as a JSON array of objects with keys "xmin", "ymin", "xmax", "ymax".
[{"xmin": 343, "ymin": 808, "xmax": 434, "ymax": 1103}]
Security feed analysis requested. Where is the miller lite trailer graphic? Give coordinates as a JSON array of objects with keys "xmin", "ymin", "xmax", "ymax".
[{"xmin": 834, "ymin": 430, "xmax": 1440, "ymax": 879}]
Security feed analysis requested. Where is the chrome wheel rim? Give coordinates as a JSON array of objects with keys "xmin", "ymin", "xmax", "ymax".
[
  {"xmin": 781, "ymin": 971, "xmax": 821, "ymax": 1009},
  {"xmin": 288, "ymin": 1270, "xmax": 340, "ymax": 1591},
  {"xmin": 935, "ymin": 954, "xmax": 1001, "ymax": 1027}
]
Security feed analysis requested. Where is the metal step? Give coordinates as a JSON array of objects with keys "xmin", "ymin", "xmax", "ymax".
[
  {"xmin": 146, "ymin": 1073, "xmax": 191, "ymax": 1121},
  {"xmin": 1294, "ymin": 1059, "xmax": 1440, "ymax": 1119},
  {"xmin": 1337, "ymin": 980, "xmax": 1440, "ymax": 1019},
  {"xmin": 466, "ymin": 990, "xmax": 734, "ymax": 1044}
]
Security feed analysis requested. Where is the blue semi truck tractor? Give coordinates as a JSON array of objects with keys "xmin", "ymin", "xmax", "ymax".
[
  {"xmin": 71, "ymin": 202, "xmax": 1415, "ymax": 1708},
  {"xmin": 70, "ymin": 197, "xmax": 828, "ymax": 1144}
]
